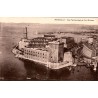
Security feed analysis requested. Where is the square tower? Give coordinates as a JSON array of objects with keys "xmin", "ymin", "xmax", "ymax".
[{"xmin": 48, "ymin": 40, "xmax": 64, "ymax": 63}]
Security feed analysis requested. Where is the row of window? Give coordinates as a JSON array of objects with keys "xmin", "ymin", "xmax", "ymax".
[
  {"xmin": 31, "ymin": 43, "xmax": 46, "ymax": 45},
  {"xmin": 24, "ymin": 49, "xmax": 48, "ymax": 59},
  {"xmin": 25, "ymin": 55, "xmax": 48, "ymax": 62},
  {"xmin": 32, "ymin": 39, "xmax": 49, "ymax": 42},
  {"xmin": 30, "ymin": 42, "xmax": 48, "ymax": 44}
]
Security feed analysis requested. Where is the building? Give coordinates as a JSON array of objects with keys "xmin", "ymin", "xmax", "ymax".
[
  {"xmin": 24, "ymin": 48, "xmax": 49, "ymax": 63},
  {"xmin": 13, "ymin": 27, "xmax": 76, "ymax": 70},
  {"xmin": 19, "ymin": 38, "xmax": 64, "ymax": 64},
  {"xmin": 64, "ymin": 52, "xmax": 74, "ymax": 62},
  {"xmin": 82, "ymin": 42, "xmax": 96, "ymax": 63},
  {"xmin": 18, "ymin": 38, "xmax": 29, "ymax": 50},
  {"xmin": 48, "ymin": 40, "xmax": 64, "ymax": 63},
  {"xmin": 74, "ymin": 37, "xmax": 82, "ymax": 43},
  {"xmin": 62, "ymin": 37, "xmax": 75, "ymax": 49}
]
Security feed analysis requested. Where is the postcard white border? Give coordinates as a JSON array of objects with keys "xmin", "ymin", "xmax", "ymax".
[{"xmin": 0, "ymin": 0, "xmax": 98, "ymax": 98}]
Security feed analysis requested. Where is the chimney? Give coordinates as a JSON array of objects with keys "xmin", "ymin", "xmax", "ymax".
[{"xmin": 24, "ymin": 27, "xmax": 28, "ymax": 39}]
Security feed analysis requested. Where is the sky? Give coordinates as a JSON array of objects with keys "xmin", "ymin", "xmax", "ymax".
[{"xmin": 0, "ymin": 17, "xmax": 98, "ymax": 25}]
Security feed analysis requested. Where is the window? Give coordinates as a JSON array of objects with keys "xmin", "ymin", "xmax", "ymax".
[
  {"xmin": 35, "ymin": 52, "xmax": 37, "ymax": 56},
  {"xmin": 38, "ymin": 52, "xmax": 39, "ymax": 57},
  {"xmin": 42, "ymin": 53, "xmax": 44, "ymax": 58},
  {"xmin": 40, "ymin": 53, "xmax": 42, "ymax": 57}
]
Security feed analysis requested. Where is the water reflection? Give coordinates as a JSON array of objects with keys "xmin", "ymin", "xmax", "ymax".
[{"xmin": 23, "ymin": 60, "xmax": 71, "ymax": 81}]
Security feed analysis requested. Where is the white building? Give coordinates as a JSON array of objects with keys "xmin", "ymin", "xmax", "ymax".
[{"xmin": 18, "ymin": 39, "xmax": 29, "ymax": 50}]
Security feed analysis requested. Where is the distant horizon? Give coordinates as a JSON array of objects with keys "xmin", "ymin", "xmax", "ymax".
[{"xmin": 1, "ymin": 22, "xmax": 98, "ymax": 26}]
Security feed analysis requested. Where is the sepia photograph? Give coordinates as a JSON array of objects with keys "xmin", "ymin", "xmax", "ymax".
[{"xmin": 0, "ymin": 17, "xmax": 98, "ymax": 81}]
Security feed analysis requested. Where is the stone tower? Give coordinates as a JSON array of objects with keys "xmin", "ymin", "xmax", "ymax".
[{"xmin": 48, "ymin": 40, "xmax": 64, "ymax": 63}]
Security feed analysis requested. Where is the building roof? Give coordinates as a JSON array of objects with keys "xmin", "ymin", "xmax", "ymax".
[
  {"xmin": 30, "ymin": 37, "xmax": 57, "ymax": 44},
  {"xmin": 24, "ymin": 47, "xmax": 49, "ymax": 52},
  {"xmin": 83, "ymin": 42, "xmax": 96, "ymax": 51},
  {"xmin": 83, "ymin": 42, "xmax": 96, "ymax": 57},
  {"xmin": 36, "ymin": 48, "xmax": 49, "ymax": 52}
]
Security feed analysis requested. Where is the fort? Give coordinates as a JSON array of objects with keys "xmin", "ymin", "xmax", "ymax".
[
  {"xmin": 12, "ymin": 27, "xmax": 98, "ymax": 71},
  {"xmin": 12, "ymin": 27, "xmax": 77, "ymax": 69}
]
